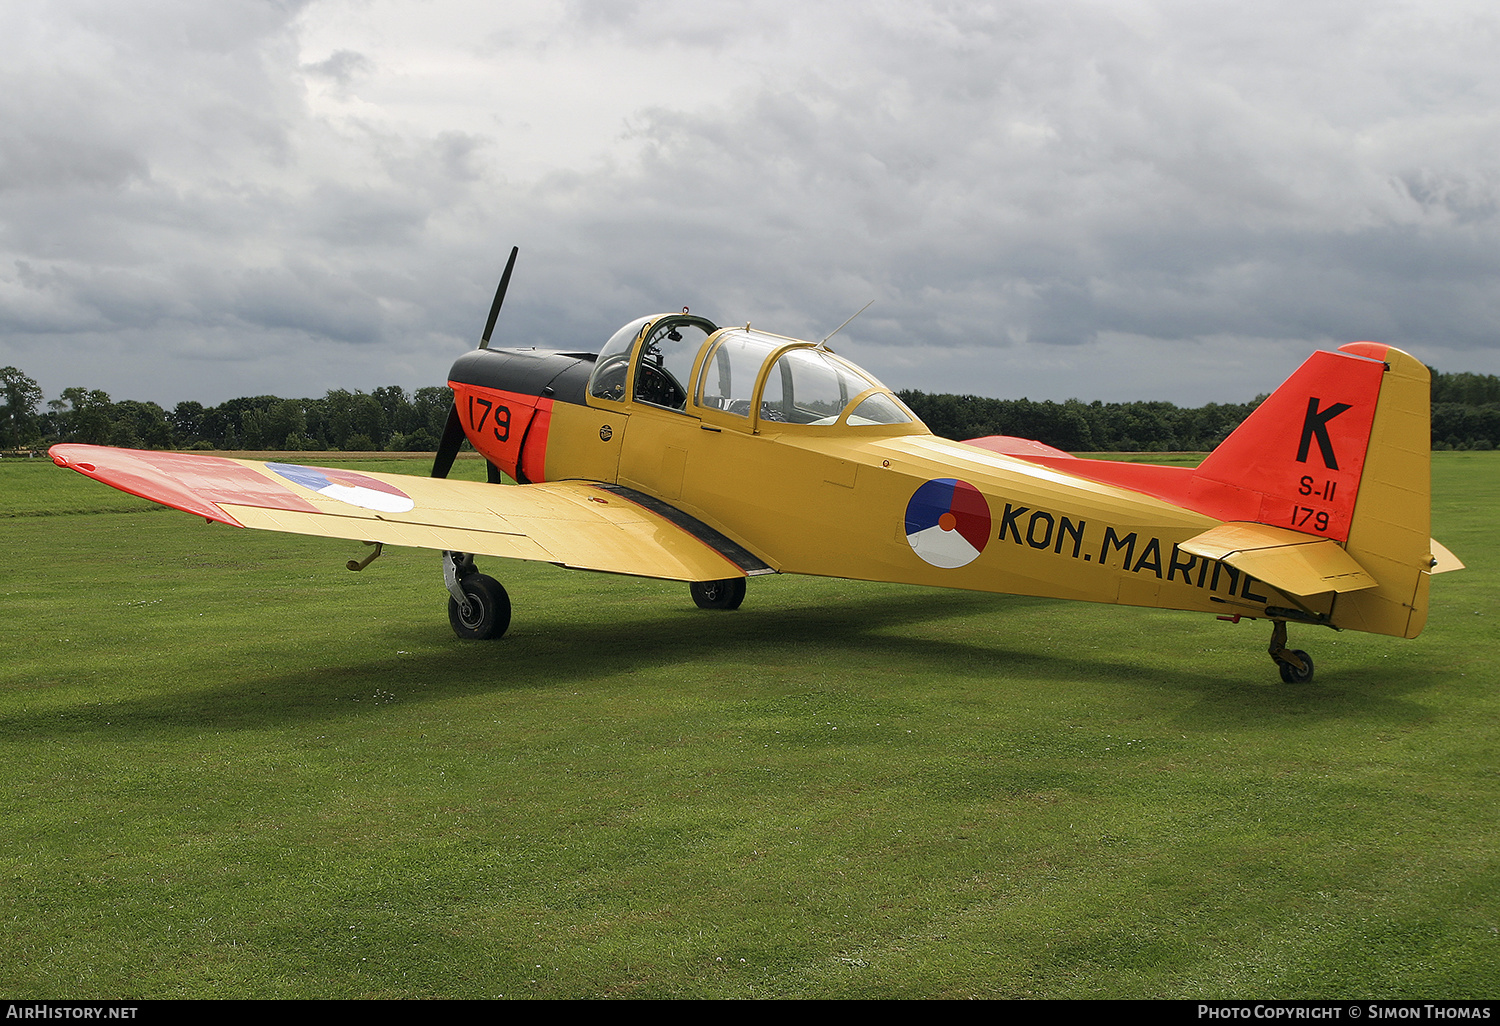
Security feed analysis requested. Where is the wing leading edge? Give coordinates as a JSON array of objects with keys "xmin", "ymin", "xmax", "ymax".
[{"xmin": 49, "ymin": 444, "xmax": 750, "ymax": 582}]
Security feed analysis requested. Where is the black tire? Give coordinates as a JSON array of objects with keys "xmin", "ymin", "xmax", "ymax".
[
  {"xmin": 690, "ymin": 577, "xmax": 746, "ymax": 611},
  {"xmin": 1277, "ymin": 649, "xmax": 1314, "ymax": 684},
  {"xmin": 448, "ymin": 574, "xmax": 511, "ymax": 640}
]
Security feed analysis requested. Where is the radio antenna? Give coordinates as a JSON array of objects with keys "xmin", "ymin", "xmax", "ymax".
[{"xmin": 817, "ymin": 300, "xmax": 874, "ymax": 349}]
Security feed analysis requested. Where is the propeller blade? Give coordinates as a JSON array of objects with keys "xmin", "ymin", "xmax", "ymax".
[
  {"xmin": 486, "ymin": 461, "xmax": 505, "ymax": 484},
  {"xmin": 479, "ymin": 246, "xmax": 519, "ymax": 349},
  {"xmin": 431, "ymin": 403, "xmax": 466, "ymax": 479},
  {"xmin": 435, "ymin": 245, "xmax": 518, "ymax": 477}
]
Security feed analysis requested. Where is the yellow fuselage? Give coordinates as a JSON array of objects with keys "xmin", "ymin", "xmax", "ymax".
[{"xmin": 543, "ymin": 395, "xmax": 1305, "ymax": 622}]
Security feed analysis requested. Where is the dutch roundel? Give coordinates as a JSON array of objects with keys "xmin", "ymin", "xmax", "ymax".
[
  {"xmin": 269, "ymin": 463, "xmax": 416, "ymax": 514},
  {"xmin": 904, "ymin": 478, "xmax": 992, "ymax": 568}
]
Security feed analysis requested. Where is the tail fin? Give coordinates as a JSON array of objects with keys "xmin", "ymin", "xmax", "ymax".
[
  {"xmin": 966, "ymin": 341, "xmax": 1444, "ymax": 637},
  {"xmin": 1195, "ymin": 342, "xmax": 1434, "ymax": 638}
]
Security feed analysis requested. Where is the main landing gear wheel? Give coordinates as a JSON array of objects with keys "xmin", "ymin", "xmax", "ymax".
[
  {"xmin": 1268, "ymin": 621, "xmax": 1314, "ymax": 684},
  {"xmin": 690, "ymin": 578, "xmax": 746, "ymax": 611},
  {"xmin": 448, "ymin": 573, "xmax": 511, "ymax": 640}
]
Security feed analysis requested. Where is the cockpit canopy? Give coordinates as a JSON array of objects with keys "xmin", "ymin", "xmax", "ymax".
[
  {"xmin": 588, "ymin": 313, "xmax": 918, "ymax": 430},
  {"xmin": 590, "ymin": 313, "xmax": 717, "ymax": 410}
]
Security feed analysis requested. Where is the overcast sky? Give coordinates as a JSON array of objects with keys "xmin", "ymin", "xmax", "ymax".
[{"xmin": 3, "ymin": 0, "xmax": 1499, "ymax": 410}]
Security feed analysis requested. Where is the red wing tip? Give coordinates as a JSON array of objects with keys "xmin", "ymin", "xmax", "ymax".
[
  {"xmin": 48, "ymin": 443, "xmax": 246, "ymax": 528},
  {"xmin": 50, "ymin": 451, "xmax": 96, "ymax": 473}
]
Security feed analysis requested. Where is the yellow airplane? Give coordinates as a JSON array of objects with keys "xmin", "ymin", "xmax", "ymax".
[{"xmin": 51, "ymin": 250, "xmax": 1462, "ymax": 682}]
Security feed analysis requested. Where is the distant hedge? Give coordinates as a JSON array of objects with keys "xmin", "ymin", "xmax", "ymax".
[
  {"xmin": 6, "ymin": 364, "xmax": 1498, "ymax": 453},
  {"xmin": 900, "ymin": 368, "xmax": 1500, "ymax": 451}
]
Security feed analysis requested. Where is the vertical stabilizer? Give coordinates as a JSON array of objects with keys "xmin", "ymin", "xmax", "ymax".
[
  {"xmin": 1192, "ymin": 342, "xmax": 1433, "ymax": 638},
  {"xmin": 1193, "ymin": 347, "xmax": 1388, "ymax": 542}
]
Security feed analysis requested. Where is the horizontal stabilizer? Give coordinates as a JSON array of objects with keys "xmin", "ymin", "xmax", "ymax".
[{"xmin": 1179, "ymin": 522, "xmax": 1377, "ymax": 597}]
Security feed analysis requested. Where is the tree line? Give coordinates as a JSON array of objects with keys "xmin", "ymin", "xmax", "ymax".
[
  {"xmin": 1429, "ymin": 370, "xmax": 1500, "ymax": 451},
  {"xmin": 1, "ymin": 367, "xmax": 453, "ymax": 452},
  {"xmin": 894, "ymin": 391, "xmax": 1264, "ymax": 452},
  {"xmin": 898, "ymin": 364, "xmax": 1500, "ymax": 451},
  {"xmin": 3, "ymin": 364, "xmax": 1498, "ymax": 453},
  {"xmin": 898, "ymin": 374, "xmax": 1500, "ymax": 451}
]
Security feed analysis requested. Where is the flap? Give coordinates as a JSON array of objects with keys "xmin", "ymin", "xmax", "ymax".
[{"xmin": 1179, "ymin": 521, "xmax": 1377, "ymax": 596}]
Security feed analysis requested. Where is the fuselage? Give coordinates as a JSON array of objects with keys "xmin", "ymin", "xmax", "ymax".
[{"xmin": 446, "ymin": 313, "xmax": 1315, "ymax": 624}]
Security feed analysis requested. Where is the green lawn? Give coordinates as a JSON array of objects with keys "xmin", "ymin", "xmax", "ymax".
[{"xmin": 0, "ymin": 452, "xmax": 1494, "ymax": 998}]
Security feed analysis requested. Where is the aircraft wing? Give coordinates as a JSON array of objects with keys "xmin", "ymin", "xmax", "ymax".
[
  {"xmin": 49, "ymin": 445, "xmax": 752, "ymax": 582},
  {"xmin": 1178, "ymin": 522, "xmax": 1377, "ymax": 597}
]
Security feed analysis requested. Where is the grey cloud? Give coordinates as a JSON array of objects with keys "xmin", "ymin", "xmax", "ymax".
[
  {"xmin": 227, "ymin": 262, "xmax": 384, "ymax": 343},
  {"xmin": 4, "ymin": 0, "xmax": 1500, "ymax": 409},
  {"xmin": 302, "ymin": 49, "xmax": 374, "ymax": 87}
]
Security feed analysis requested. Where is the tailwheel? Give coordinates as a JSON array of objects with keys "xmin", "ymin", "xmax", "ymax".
[
  {"xmin": 690, "ymin": 577, "xmax": 746, "ymax": 611},
  {"xmin": 448, "ymin": 572, "xmax": 511, "ymax": 640},
  {"xmin": 1268, "ymin": 621, "xmax": 1314, "ymax": 684},
  {"xmin": 1277, "ymin": 650, "xmax": 1315, "ymax": 684}
]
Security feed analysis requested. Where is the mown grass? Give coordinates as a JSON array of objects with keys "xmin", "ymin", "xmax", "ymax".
[{"xmin": 0, "ymin": 452, "xmax": 1494, "ymax": 998}]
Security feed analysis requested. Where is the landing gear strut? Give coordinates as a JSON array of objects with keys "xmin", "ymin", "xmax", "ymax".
[
  {"xmin": 443, "ymin": 551, "xmax": 511, "ymax": 640},
  {"xmin": 1269, "ymin": 621, "xmax": 1314, "ymax": 683}
]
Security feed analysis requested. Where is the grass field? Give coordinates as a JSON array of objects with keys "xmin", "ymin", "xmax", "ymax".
[{"xmin": 0, "ymin": 451, "xmax": 1495, "ymax": 998}]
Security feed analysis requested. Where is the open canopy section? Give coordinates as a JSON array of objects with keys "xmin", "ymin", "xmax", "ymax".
[
  {"xmin": 589, "ymin": 313, "xmax": 720, "ymax": 410},
  {"xmin": 588, "ymin": 317, "xmax": 921, "ymax": 432}
]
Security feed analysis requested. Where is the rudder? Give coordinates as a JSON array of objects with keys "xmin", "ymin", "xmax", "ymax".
[{"xmin": 1329, "ymin": 344, "xmax": 1433, "ymax": 638}]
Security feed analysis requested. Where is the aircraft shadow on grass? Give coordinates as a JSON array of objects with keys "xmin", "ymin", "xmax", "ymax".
[{"xmin": 6, "ymin": 587, "xmax": 1439, "ymax": 740}]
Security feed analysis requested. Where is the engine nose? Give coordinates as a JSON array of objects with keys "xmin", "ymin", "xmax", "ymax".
[
  {"xmin": 447, "ymin": 347, "xmax": 596, "ymax": 404},
  {"xmin": 443, "ymin": 347, "xmax": 596, "ymax": 483}
]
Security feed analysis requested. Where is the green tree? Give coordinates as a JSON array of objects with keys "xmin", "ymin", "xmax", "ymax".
[
  {"xmin": 170, "ymin": 401, "xmax": 206, "ymax": 445},
  {"xmin": 110, "ymin": 400, "xmax": 171, "ymax": 449},
  {"xmin": 372, "ymin": 385, "xmax": 417, "ymax": 436},
  {"xmin": 265, "ymin": 400, "xmax": 307, "ymax": 450},
  {"xmin": 59, "ymin": 387, "xmax": 114, "ymax": 445},
  {"xmin": 0, "ymin": 367, "xmax": 43, "ymax": 446},
  {"xmin": 351, "ymin": 394, "xmax": 386, "ymax": 450},
  {"xmin": 414, "ymin": 386, "xmax": 454, "ymax": 438},
  {"xmin": 319, "ymin": 389, "xmax": 357, "ymax": 449}
]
